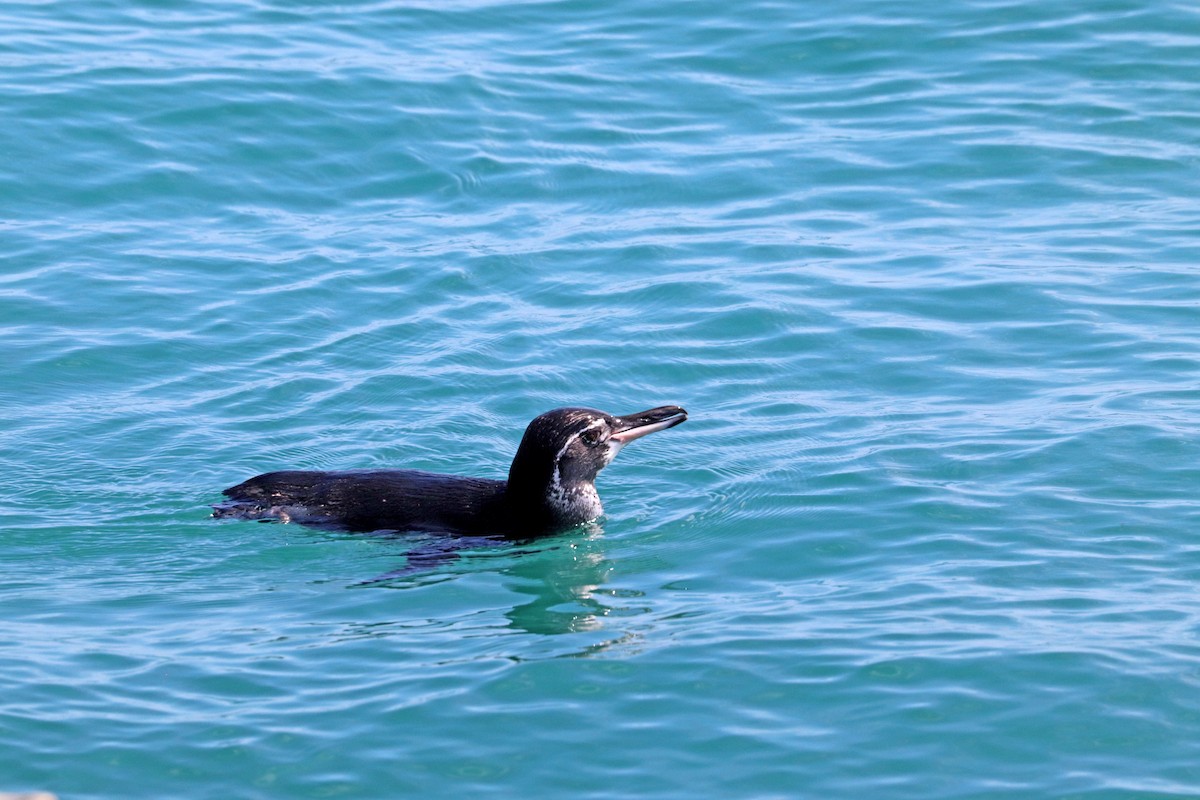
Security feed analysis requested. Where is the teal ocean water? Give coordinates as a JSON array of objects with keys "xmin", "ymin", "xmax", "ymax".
[{"xmin": 3, "ymin": 0, "xmax": 1200, "ymax": 797}]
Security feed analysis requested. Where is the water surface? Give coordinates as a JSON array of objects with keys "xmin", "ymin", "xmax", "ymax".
[{"xmin": 3, "ymin": 0, "xmax": 1200, "ymax": 797}]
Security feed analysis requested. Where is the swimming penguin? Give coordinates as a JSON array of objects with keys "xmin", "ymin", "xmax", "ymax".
[{"xmin": 213, "ymin": 405, "xmax": 687, "ymax": 537}]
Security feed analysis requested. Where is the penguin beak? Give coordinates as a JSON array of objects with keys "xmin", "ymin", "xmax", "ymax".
[{"xmin": 610, "ymin": 405, "xmax": 688, "ymax": 445}]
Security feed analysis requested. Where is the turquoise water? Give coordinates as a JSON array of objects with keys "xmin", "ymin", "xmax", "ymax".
[{"xmin": 3, "ymin": 0, "xmax": 1200, "ymax": 796}]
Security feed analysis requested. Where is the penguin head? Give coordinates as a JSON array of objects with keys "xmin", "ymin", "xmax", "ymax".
[{"xmin": 506, "ymin": 405, "xmax": 688, "ymax": 526}]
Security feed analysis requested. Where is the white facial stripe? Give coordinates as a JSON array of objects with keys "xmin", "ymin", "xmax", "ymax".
[
  {"xmin": 550, "ymin": 436, "xmax": 572, "ymax": 492},
  {"xmin": 550, "ymin": 419, "xmax": 611, "ymax": 487}
]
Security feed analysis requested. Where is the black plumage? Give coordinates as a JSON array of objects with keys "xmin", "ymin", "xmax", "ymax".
[{"xmin": 213, "ymin": 405, "xmax": 687, "ymax": 538}]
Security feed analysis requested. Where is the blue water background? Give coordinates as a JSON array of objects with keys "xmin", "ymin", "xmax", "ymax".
[{"xmin": 3, "ymin": 0, "xmax": 1200, "ymax": 797}]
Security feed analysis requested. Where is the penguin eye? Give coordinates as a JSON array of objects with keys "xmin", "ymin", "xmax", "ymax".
[{"xmin": 580, "ymin": 429, "xmax": 601, "ymax": 447}]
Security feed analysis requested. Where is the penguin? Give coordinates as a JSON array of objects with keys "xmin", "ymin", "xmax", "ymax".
[{"xmin": 213, "ymin": 405, "xmax": 687, "ymax": 537}]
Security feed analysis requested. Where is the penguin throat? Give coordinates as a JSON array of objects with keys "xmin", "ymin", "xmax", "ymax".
[{"xmin": 547, "ymin": 466, "xmax": 603, "ymax": 524}]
